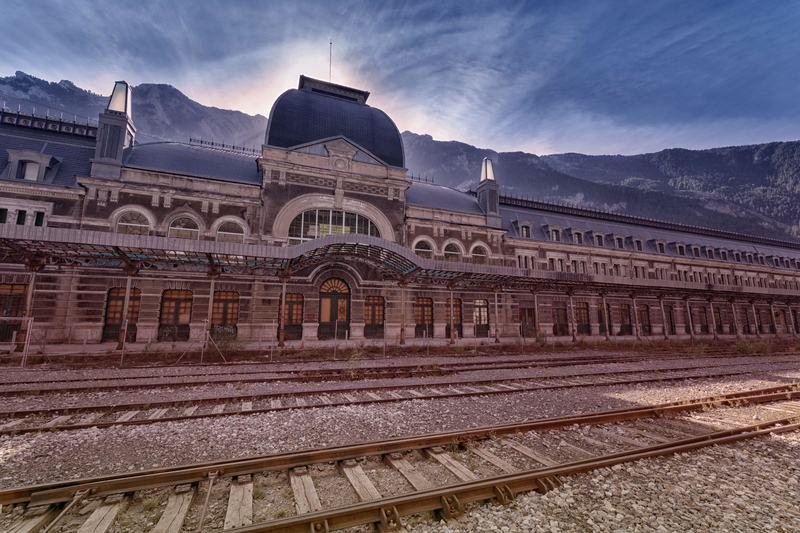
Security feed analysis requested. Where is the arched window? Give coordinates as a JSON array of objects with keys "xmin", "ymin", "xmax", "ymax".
[
  {"xmin": 287, "ymin": 209, "xmax": 380, "ymax": 245},
  {"xmin": 216, "ymin": 221, "xmax": 244, "ymax": 243},
  {"xmin": 472, "ymin": 246, "xmax": 487, "ymax": 265},
  {"xmin": 168, "ymin": 217, "xmax": 200, "ymax": 240},
  {"xmin": 116, "ymin": 212, "xmax": 150, "ymax": 235},
  {"xmin": 444, "ymin": 243, "xmax": 462, "ymax": 262},
  {"xmin": 414, "ymin": 241, "xmax": 433, "ymax": 259}
]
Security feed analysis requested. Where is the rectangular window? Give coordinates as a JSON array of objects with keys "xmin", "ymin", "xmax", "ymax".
[
  {"xmin": 601, "ymin": 263, "xmax": 607, "ymax": 275},
  {"xmin": 0, "ymin": 208, "xmax": 6, "ymax": 224},
  {"xmin": 34, "ymin": 211, "xmax": 44, "ymax": 227},
  {"xmin": 593, "ymin": 262, "xmax": 599, "ymax": 274},
  {"xmin": 571, "ymin": 260, "xmax": 577, "ymax": 272},
  {"xmin": 635, "ymin": 240, "xmax": 642, "ymax": 251},
  {"xmin": 693, "ymin": 248, "xmax": 700, "ymax": 258},
  {"xmin": 16, "ymin": 210, "xmax": 26, "ymax": 225},
  {"xmin": 658, "ymin": 242, "xmax": 665, "ymax": 253},
  {"xmin": 678, "ymin": 245, "xmax": 685, "ymax": 256},
  {"xmin": 551, "ymin": 230, "xmax": 560, "ymax": 241},
  {"xmin": 574, "ymin": 233, "xmax": 583, "ymax": 244},
  {"xmin": 548, "ymin": 258, "xmax": 555, "ymax": 270},
  {"xmin": 707, "ymin": 249, "xmax": 713, "ymax": 259},
  {"xmin": 722, "ymin": 251, "xmax": 728, "ymax": 260},
  {"xmin": 521, "ymin": 226, "xmax": 530, "ymax": 238},
  {"xmin": 596, "ymin": 235, "xmax": 603, "ymax": 247},
  {"xmin": 616, "ymin": 237, "xmax": 623, "ymax": 249},
  {"xmin": 557, "ymin": 259, "xmax": 564, "ymax": 271},
  {"xmin": 735, "ymin": 253, "xmax": 741, "ymax": 262}
]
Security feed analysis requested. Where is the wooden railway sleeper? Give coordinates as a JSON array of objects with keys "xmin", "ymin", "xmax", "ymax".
[
  {"xmin": 439, "ymin": 494, "xmax": 463, "ymax": 520},
  {"xmin": 194, "ymin": 471, "xmax": 218, "ymax": 532},
  {"xmin": 378, "ymin": 505, "xmax": 403, "ymax": 532},
  {"xmin": 40, "ymin": 489, "xmax": 88, "ymax": 533}
]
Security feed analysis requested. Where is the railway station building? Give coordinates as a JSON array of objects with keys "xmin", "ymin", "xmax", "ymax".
[{"xmin": 1, "ymin": 75, "xmax": 800, "ymax": 349}]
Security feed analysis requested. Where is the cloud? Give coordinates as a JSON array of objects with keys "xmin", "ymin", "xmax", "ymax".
[{"xmin": 2, "ymin": 0, "xmax": 799, "ymax": 155}]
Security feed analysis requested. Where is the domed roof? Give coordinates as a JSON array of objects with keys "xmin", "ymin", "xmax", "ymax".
[{"xmin": 265, "ymin": 76, "xmax": 405, "ymax": 168}]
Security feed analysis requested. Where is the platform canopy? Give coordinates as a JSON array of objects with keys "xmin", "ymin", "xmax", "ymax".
[{"xmin": 0, "ymin": 225, "xmax": 795, "ymax": 301}]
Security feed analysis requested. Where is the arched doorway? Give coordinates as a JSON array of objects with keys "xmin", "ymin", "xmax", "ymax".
[
  {"xmin": 318, "ymin": 278, "xmax": 350, "ymax": 339},
  {"xmin": 102, "ymin": 287, "xmax": 141, "ymax": 342}
]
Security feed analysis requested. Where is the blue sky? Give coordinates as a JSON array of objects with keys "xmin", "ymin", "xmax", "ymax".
[{"xmin": 2, "ymin": 0, "xmax": 799, "ymax": 155}]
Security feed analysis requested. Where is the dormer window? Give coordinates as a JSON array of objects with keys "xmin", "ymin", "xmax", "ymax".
[
  {"xmin": 760, "ymin": 256, "xmax": 766, "ymax": 265},
  {"xmin": 721, "ymin": 251, "xmax": 728, "ymax": 261},
  {"xmin": 747, "ymin": 254, "xmax": 753, "ymax": 264},
  {"xmin": 596, "ymin": 235, "xmax": 603, "ymax": 247},
  {"xmin": 574, "ymin": 232, "xmax": 583, "ymax": 245},
  {"xmin": 615, "ymin": 237, "xmax": 623, "ymax": 249},
  {"xmin": 692, "ymin": 248, "xmax": 700, "ymax": 258},
  {"xmin": 551, "ymin": 230, "xmax": 560, "ymax": 242},
  {"xmin": 678, "ymin": 245, "xmax": 685, "ymax": 256},
  {"xmin": 521, "ymin": 226, "xmax": 530, "ymax": 238},
  {"xmin": 658, "ymin": 242, "xmax": 665, "ymax": 253},
  {"xmin": 15, "ymin": 161, "xmax": 39, "ymax": 181},
  {"xmin": 735, "ymin": 252, "xmax": 741, "ymax": 262},
  {"xmin": 635, "ymin": 240, "xmax": 642, "ymax": 251}
]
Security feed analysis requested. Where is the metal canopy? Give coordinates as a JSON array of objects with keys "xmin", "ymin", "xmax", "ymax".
[{"xmin": 0, "ymin": 225, "xmax": 797, "ymax": 302}]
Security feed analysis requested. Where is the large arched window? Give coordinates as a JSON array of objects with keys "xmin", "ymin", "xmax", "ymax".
[
  {"xmin": 444, "ymin": 243, "xmax": 462, "ymax": 262},
  {"xmin": 168, "ymin": 217, "xmax": 200, "ymax": 240},
  {"xmin": 414, "ymin": 241, "xmax": 433, "ymax": 259},
  {"xmin": 472, "ymin": 246, "xmax": 487, "ymax": 265},
  {"xmin": 216, "ymin": 221, "xmax": 245, "ymax": 243},
  {"xmin": 116, "ymin": 212, "xmax": 150, "ymax": 235},
  {"xmin": 287, "ymin": 209, "xmax": 380, "ymax": 245}
]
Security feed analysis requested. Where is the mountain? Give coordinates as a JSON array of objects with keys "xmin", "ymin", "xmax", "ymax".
[
  {"xmin": 541, "ymin": 145, "xmax": 800, "ymax": 237},
  {"xmin": 2, "ymin": 71, "xmax": 799, "ymax": 242},
  {"xmin": 0, "ymin": 71, "xmax": 267, "ymax": 147},
  {"xmin": 401, "ymin": 132, "xmax": 797, "ymax": 241}
]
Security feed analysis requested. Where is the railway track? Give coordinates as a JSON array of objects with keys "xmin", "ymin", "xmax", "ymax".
[
  {"xmin": 1, "ymin": 362, "xmax": 788, "ymax": 436},
  {"xmin": 1, "ymin": 349, "xmax": 798, "ymax": 398},
  {"xmin": 1, "ymin": 347, "xmax": 795, "ymax": 393},
  {"xmin": 2, "ymin": 384, "xmax": 799, "ymax": 532}
]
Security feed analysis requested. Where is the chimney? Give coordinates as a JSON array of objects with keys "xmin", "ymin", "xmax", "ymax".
[
  {"xmin": 477, "ymin": 157, "xmax": 501, "ymax": 228},
  {"xmin": 91, "ymin": 81, "xmax": 136, "ymax": 180}
]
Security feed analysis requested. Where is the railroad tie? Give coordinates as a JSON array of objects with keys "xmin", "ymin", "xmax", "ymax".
[
  {"xmin": 241, "ymin": 401, "xmax": 253, "ymax": 412},
  {"xmin": 270, "ymin": 399, "xmax": 281, "ymax": 409},
  {"xmin": 407, "ymin": 390, "xmax": 424, "ymax": 397},
  {"xmin": 342, "ymin": 394, "xmax": 357, "ymax": 403},
  {"xmin": 147, "ymin": 409, "xmax": 170, "ymax": 420},
  {"xmin": 212, "ymin": 404, "xmax": 227, "ymax": 415},
  {"xmin": 422, "ymin": 448, "xmax": 478, "ymax": 481},
  {"xmin": 590, "ymin": 428, "xmax": 651, "ymax": 448},
  {"xmin": 0, "ymin": 419, "xmax": 24, "ymax": 431},
  {"xmin": 114, "ymin": 411, "xmax": 139, "ymax": 423},
  {"xmin": 295, "ymin": 397, "xmax": 307, "ymax": 407},
  {"xmin": 43, "ymin": 415, "xmax": 72, "ymax": 428},
  {"xmin": 76, "ymin": 494, "xmax": 127, "ymax": 533},
  {"xmin": 472, "ymin": 446, "xmax": 517, "ymax": 474},
  {"xmin": 386, "ymin": 391, "xmax": 403, "ymax": 399},
  {"xmin": 288, "ymin": 467, "xmax": 322, "ymax": 514},
  {"xmin": 365, "ymin": 392, "xmax": 382, "ymax": 401},
  {"xmin": 151, "ymin": 485, "xmax": 195, "ymax": 533},
  {"xmin": 224, "ymin": 475, "xmax": 253, "ymax": 530},
  {"xmin": 338, "ymin": 460, "xmax": 382, "ymax": 501},
  {"xmin": 502, "ymin": 439, "xmax": 558, "ymax": 466},
  {"xmin": 318, "ymin": 396, "xmax": 332, "ymax": 405},
  {"xmin": 182, "ymin": 406, "xmax": 198, "ymax": 417},
  {"xmin": 6, "ymin": 504, "xmax": 60, "ymax": 533},
  {"xmin": 384, "ymin": 454, "xmax": 434, "ymax": 491}
]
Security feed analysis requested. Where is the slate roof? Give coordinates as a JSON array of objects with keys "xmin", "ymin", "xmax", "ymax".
[
  {"xmin": 0, "ymin": 123, "xmax": 94, "ymax": 187},
  {"xmin": 122, "ymin": 142, "xmax": 260, "ymax": 185},
  {"xmin": 500, "ymin": 203, "xmax": 800, "ymax": 261},
  {"xmin": 265, "ymin": 89, "xmax": 405, "ymax": 168},
  {"xmin": 405, "ymin": 182, "xmax": 485, "ymax": 215}
]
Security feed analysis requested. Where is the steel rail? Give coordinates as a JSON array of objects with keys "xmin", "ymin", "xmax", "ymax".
[
  {"xmin": 0, "ymin": 351, "xmax": 789, "ymax": 398},
  {"xmin": 232, "ymin": 417, "xmax": 800, "ymax": 532},
  {"xmin": 1, "ymin": 348, "xmax": 793, "ymax": 388},
  {"xmin": 2, "ymin": 384, "xmax": 798, "ymax": 506},
  {"xmin": 0, "ymin": 368, "xmax": 761, "ymax": 436}
]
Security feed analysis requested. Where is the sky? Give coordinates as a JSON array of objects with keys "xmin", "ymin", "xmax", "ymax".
[{"xmin": 2, "ymin": 0, "xmax": 799, "ymax": 155}]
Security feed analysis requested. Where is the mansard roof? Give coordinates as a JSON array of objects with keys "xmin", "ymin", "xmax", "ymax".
[
  {"xmin": 0, "ymin": 123, "xmax": 94, "ymax": 187},
  {"xmin": 405, "ymin": 181, "xmax": 485, "ymax": 215},
  {"xmin": 265, "ymin": 77, "xmax": 404, "ymax": 168},
  {"xmin": 122, "ymin": 142, "xmax": 260, "ymax": 185}
]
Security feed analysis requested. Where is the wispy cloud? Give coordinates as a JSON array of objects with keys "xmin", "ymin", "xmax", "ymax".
[{"xmin": 2, "ymin": 0, "xmax": 799, "ymax": 154}]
